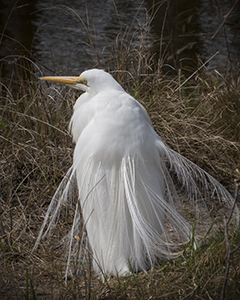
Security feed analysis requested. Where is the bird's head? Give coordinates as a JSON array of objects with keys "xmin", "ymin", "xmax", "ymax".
[{"xmin": 40, "ymin": 69, "xmax": 124, "ymax": 93}]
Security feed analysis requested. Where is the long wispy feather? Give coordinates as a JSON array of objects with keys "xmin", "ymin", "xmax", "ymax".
[{"xmin": 34, "ymin": 139, "xmax": 239, "ymax": 277}]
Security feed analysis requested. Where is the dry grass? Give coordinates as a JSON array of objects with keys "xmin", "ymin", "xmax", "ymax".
[{"xmin": 1, "ymin": 8, "xmax": 240, "ymax": 300}]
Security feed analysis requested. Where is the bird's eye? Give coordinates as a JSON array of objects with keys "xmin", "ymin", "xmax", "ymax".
[{"xmin": 77, "ymin": 78, "xmax": 88, "ymax": 86}]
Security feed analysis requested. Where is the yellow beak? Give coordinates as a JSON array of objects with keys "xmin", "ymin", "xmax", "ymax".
[{"xmin": 40, "ymin": 76, "xmax": 87, "ymax": 87}]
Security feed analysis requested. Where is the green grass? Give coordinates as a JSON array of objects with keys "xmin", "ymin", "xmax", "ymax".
[{"xmin": 1, "ymin": 6, "xmax": 240, "ymax": 299}]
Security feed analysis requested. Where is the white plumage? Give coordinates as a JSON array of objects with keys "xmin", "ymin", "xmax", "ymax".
[{"xmin": 35, "ymin": 69, "xmax": 239, "ymax": 278}]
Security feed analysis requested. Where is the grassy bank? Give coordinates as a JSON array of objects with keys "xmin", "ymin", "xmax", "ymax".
[
  {"xmin": 1, "ymin": 16, "xmax": 240, "ymax": 300},
  {"xmin": 0, "ymin": 56, "xmax": 240, "ymax": 299}
]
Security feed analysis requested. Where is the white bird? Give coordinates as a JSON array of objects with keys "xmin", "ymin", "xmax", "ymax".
[{"xmin": 35, "ymin": 69, "xmax": 238, "ymax": 278}]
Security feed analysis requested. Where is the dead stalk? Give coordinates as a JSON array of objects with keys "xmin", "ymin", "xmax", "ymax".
[{"xmin": 220, "ymin": 179, "xmax": 240, "ymax": 300}]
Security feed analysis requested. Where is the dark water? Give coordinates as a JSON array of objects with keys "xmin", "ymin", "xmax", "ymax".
[
  {"xmin": 0, "ymin": 0, "xmax": 239, "ymax": 78},
  {"xmin": 146, "ymin": 0, "xmax": 240, "ymax": 72}
]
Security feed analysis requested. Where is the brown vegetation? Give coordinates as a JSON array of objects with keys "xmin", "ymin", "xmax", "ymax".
[{"xmin": 1, "ymin": 9, "xmax": 240, "ymax": 299}]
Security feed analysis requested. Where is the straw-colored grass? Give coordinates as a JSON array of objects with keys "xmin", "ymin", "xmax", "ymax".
[{"xmin": 1, "ymin": 6, "xmax": 240, "ymax": 300}]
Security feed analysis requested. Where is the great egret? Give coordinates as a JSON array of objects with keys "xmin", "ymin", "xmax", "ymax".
[{"xmin": 35, "ymin": 69, "xmax": 238, "ymax": 278}]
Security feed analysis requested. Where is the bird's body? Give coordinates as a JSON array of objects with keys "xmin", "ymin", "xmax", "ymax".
[
  {"xmin": 70, "ymin": 70, "xmax": 168, "ymax": 275},
  {"xmin": 35, "ymin": 69, "xmax": 239, "ymax": 277}
]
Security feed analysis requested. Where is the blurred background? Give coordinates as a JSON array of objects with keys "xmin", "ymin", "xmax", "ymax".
[{"xmin": 0, "ymin": 0, "xmax": 240, "ymax": 78}]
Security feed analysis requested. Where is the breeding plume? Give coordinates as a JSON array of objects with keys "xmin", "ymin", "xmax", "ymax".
[{"xmin": 35, "ymin": 69, "xmax": 238, "ymax": 277}]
